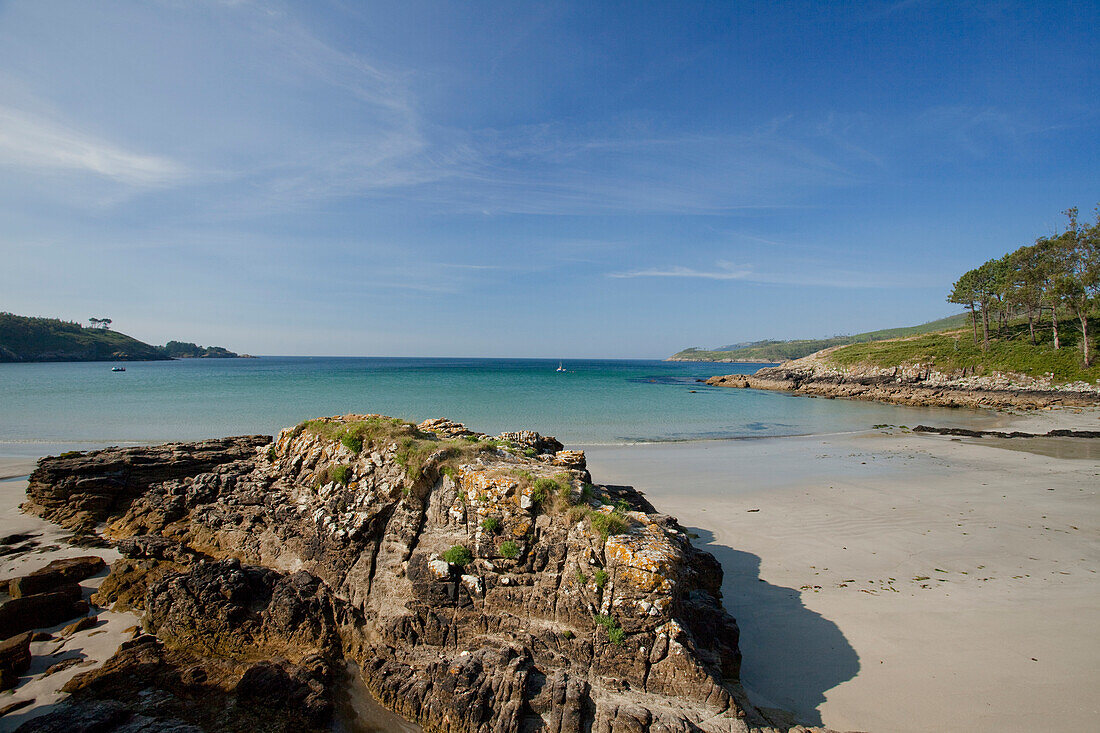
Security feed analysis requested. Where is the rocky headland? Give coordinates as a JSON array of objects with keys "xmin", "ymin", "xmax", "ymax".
[
  {"xmin": 708, "ymin": 348, "xmax": 1100, "ymax": 410},
  {"xmin": 4, "ymin": 415, "xmax": 837, "ymax": 732}
]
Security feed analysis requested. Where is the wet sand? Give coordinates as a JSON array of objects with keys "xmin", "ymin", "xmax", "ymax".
[{"xmin": 584, "ymin": 408, "xmax": 1100, "ymax": 732}]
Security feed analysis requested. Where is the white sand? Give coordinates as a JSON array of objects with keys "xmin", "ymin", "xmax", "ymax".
[
  {"xmin": 0, "ymin": 471, "xmax": 137, "ymax": 731},
  {"xmin": 584, "ymin": 407, "xmax": 1100, "ymax": 732}
]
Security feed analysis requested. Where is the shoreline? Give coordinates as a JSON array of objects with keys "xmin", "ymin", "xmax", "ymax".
[{"xmin": 707, "ymin": 362, "xmax": 1100, "ymax": 411}]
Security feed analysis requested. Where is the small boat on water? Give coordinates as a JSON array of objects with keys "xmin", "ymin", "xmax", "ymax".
[
  {"xmin": 111, "ymin": 366, "xmax": 126, "ymax": 372},
  {"xmin": 556, "ymin": 362, "xmax": 566, "ymax": 372}
]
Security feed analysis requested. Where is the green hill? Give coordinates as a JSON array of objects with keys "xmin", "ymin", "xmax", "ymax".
[
  {"xmin": 670, "ymin": 314, "xmax": 970, "ymax": 362},
  {"xmin": 0, "ymin": 313, "xmax": 240, "ymax": 363},
  {"xmin": 827, "ymin": 314, "xmax": 1100, "ymax": 384}
]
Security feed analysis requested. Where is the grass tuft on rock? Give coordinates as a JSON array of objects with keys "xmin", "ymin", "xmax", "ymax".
[
  {"xmin": 593, "ymin": 613, "xmax": 625, "ymax": 645},
  {"xmin": 294, "ymin": 416, "xmax": 527, "ymax": 485},
  {"xmin": 442, "ymin": 545, "xmax": 473, "ymax": 567},
  {"xmin": 594, "ymin": 569, "xmax": 608, "ymax": 589},
  {"xmin": 589, "ymin": 510, "xmax": 629, "ymax": 541}
]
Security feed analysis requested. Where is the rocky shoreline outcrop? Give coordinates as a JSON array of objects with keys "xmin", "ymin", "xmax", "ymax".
[
  {"xmin": 707, "ymin": 350, "xmax": 1100, "ymax": 409},
  {"xmin": 10, "ymin": 415, "xmax": 836, "ymax": 733}
]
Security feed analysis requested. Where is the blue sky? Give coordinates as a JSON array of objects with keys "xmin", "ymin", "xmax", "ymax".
[{"xmin": 0, "ymin": 0, "xmax": 1096, "ymax": 357}]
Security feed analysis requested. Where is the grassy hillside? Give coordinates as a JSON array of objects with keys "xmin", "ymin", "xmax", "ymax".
[
  {"xmin": 0, "ymin": 313, "xmax": 240, "ymax": 362},
  {"xmin": 670, "ymin": 313, "xmax": 970, "ymax": 362},
  {"xmin": 0, "ymin": 313, "xmax": 169, "ymax": 362},
  {"xmin": 827, "ymin": 315, "xmax": 1100, "ymax": 384}
]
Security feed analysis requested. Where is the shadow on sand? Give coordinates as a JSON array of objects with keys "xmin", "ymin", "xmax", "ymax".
[{"xmin": 686, "ymin": 526, "xmax": 860, "ymax": 727}]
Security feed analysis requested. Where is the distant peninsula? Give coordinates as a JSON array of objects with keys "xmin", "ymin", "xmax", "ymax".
[
  {"xmin": 669, "ymin": 313, "xmax": 971, "ymax": 363},
  {"xmin": 0, "ymin": 313, "xmax": 250, "ymax": 363}
]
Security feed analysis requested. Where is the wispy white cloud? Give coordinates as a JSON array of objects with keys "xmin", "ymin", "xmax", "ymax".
[
  {"xmin": 608, "ymin": 260, "xmax": 920, "ymax": 288},
  {"xmin": 0, "ymin": 106, "xmax": 186, "ymax": 186},
  {"xmin": 609, "ymin": 261, "xmax": 753, "ymax": 280}
]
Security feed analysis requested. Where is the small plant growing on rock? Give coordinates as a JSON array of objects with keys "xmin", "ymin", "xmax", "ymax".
[
  {"xmin": 594, "ymin": 569, "xmax": 608, "ymax": 589},
  {"xmin": 567, "ymin": 505, "xmax": 591, "ymax": 524},
  {"xmin": 481, "ymin": 517, "xmax": 502, "ymax": 534},
  {"xmin": 266, "ymin": 445, "xmax": 277, "ymax": 462},
  {"xmin": 331, "ymin": 465, "xmax": 350, "ymax": 485},
  {"xmin": 594, "ymin": 614, "xmax": 624, "ymax": 646},
  {"xmin": 499, "ymin": 540, "xmax": 520, "ymax": 559},
  {"xmin": 340, "ymin": 432, "xmax": 363, "ymax": 454},
  {"xmin": 530, "ymin": 477, "xmax": 555, "ymax": 507},
  {"xmin": 574, "ymin": 568, "xmax": 588, "ymax": 584},
  {"xmin": 442, "ymin": 545, "xmax": 473, "ymax": 567},
  {"xmin": 589, "ymin": 510, "xmax": 629, "ymax": 541},
  {"xmin": 562, "ymin": 630, "xmax": 575, "ymax": 640}
]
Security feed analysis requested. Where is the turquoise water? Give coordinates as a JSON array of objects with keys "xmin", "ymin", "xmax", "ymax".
[{"xmin": 0, "ymin": 357, "xmax": 997, "ymax": 456}]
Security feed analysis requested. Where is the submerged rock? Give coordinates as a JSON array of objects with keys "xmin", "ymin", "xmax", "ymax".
[{"xmin": 20, "ymin": 415, "xmax": 838, "ymax": 733}]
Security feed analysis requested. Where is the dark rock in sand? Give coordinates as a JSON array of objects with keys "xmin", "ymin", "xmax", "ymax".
[
  {"xmin": 913, "ymin": 424, "xmax": 1100, "ymax": 439},
  {"xmin": 0, "ymin": 698, "xmax": 34, "ymax": 717},
  {"xmin": 0, "ymin": 632, "xmax": 32, "ymax": 690},
  {"xmin": 0, "ymin": 585, "xmax": 89, "ymax": 639},
  {"xmin": 42, "ymin": 624, "xmax": 337, "ymax": 732},
  {"xmin": 61, "ymin": 615, "xmax": 99, "ymax": 636},
  {"xmin": 8, "ymin": 556, "xmax": 106, "ymax": 598}
]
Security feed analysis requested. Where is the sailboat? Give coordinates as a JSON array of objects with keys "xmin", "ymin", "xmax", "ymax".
[{"xmin": 556, "ymin": 362, "xmax": 566, "ymax": 372}]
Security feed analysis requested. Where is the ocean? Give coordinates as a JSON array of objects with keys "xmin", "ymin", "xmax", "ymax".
[{"xmin": 0, "ymin": 357, "xmax": 998, "ymax": 457}]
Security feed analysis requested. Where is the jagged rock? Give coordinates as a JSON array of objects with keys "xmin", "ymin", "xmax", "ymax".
[
  {"xmin": 143, "ymin": 559, "xmax": 341, "ymax": 663},
  {"xmin": 13, "ymin": 697, "xmax": 206, "ymax": 732},
  {"xmin": 0, "ymin": 632, "xmax": 32, "ymax": 690},
  {"xmin": 23, "ymin": 416, "xmax": 842, "ymax": 733},
  {"xmin": 0, "ymin": 584, "xmax": 89, "ymax": 639},
  {"xmin": 115, "ymin": 536, "xmax": 203, "ymax": 563},
  {"xmin": 44, "ymin": 633, "xmax": 334, "ymax": 733},
  {"xmin": 708, "ymin": 353, "xmax": 1100, "ymax": 409},
  {"xmin": 24, "ymin": 436, "xmax": 270, "ymax": 531},
  {"xmin": 7, "ymin": 556, "xmax": 106, "ymax": 598}
]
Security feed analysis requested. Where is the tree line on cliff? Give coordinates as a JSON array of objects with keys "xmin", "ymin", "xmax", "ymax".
[
  {"xmin": 0, "ymin": 312, "xmax": 240, "ymax": 362},
  {"xmin": 949, "ymin": 207, "xmax": 1099, "ymax": 367}
]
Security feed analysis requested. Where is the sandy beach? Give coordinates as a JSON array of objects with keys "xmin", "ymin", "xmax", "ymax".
[
  {"xmin": 586, "ymin": 407, "xmax": 1100, "ymax": 732},
  {"xmin": 0, "ymin": 460, "xmax": 138, "ymax": 732}
]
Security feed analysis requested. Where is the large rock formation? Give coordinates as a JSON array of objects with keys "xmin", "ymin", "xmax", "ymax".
[
  {"xmin": 709, "ymin": 349, "xmax": 1100, "ymax": 409},
  {"xmin": 20, "ymin": 415, "xmax": 835, "ymax": 733}
]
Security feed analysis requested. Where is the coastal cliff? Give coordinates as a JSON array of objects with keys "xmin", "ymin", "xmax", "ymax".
[
  {"xmin": 15, "ymin": 415, "xmax": 832, "ymax": 733},
  {"xmin": 0, "ymin": 313, "xmax": 243, "ymax": 362},
  {"xmin": 708, "ymin": 347, "xmax": 1100, "ymax": 409}
]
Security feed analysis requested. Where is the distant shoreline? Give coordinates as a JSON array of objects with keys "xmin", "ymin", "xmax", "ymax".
[
  {"xmin": 666, "ymin": 357, "xmax": 779, "ymax": 364},
  {"xmin": 708, "ymin": 364, "xmax": 1100, "ymax": 410},
  {"xmin": 0, "ymin": 355, "xmax": 256, "ymax": 364}
]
